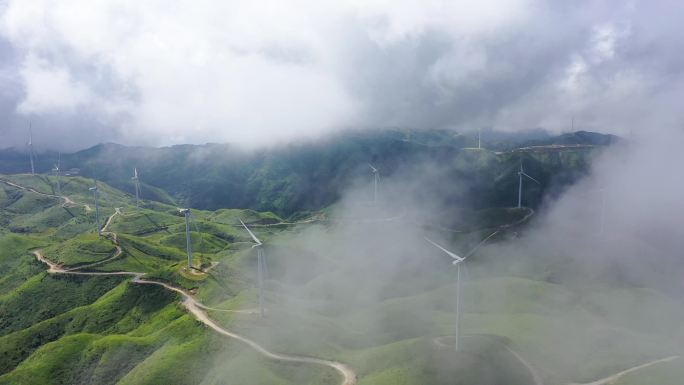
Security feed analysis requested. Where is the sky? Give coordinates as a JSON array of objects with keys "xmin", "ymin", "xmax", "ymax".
[{"xmin": 1, "ymin": 0, "xmax": 684, "ymax": 150}]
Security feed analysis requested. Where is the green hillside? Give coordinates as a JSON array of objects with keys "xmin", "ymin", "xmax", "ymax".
[
  {"xmin": 0, "ymin": 172, "xmax": 681, "ymax": 385},
  {"xmin": 0, "ymin": 129, "xmax": 613, "ymax": 217}
]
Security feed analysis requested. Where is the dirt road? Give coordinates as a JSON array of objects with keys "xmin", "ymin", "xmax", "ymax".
[
  {"xmin": 432, "ymin": 335, "xmax": 543, "ymax": 385},
  {"xmin": 569, "ymin": 356, "xmax": 680, "ymax": 385},
  {"xmin": 1, "ymin": 178, "xmax": 83, "ymax": 210},
  {"xmin": 33, "ymin": 249, "xmax": 357, "ymax": 385},
  {"xmin": 503, "ymin": 345, "xmax": 544, "ymax": 385},
  {"xmin": 12, "ymin": 177, "xmax": 357, "ymax": 384}
]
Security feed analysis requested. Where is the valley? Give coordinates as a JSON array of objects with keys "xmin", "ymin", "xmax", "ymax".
[{"xmin": 1, "ymin": 164, "xmax": 682, "ymax": 385}]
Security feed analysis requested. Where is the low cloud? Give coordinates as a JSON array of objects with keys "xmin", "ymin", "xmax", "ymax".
[{"xmin": 1, "ymin": 1, "xmax": 684, "ymax": 150}]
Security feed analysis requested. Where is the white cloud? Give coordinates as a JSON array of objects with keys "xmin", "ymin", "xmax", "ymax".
[
  {"xmin": 17, "ymin": 55, "xmax": 92, "ymax": 113},
  {"xmin": 1, "ymin": 0, "xmax": 684, "ymax": 149}
]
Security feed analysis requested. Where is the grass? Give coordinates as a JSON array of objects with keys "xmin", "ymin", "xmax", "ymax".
[
  {"xmin": 614, "ymin": 357, "xmax": 684, "ymax": 385},
  {"xmin": 1, "ymin": 174, "xmax": 683, "ymax": 385},
  {"xmin": 42, "ymin": 233, "xmax": 117, "ymax": 266},
  {"xmin": 0, "ymin": 233, "xmax": 45, "ymax": 294}
]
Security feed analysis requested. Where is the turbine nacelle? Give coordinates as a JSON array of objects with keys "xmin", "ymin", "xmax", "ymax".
[{"xmin": 368, "ymin": 163, "xmax": 378, "ymax": 174}]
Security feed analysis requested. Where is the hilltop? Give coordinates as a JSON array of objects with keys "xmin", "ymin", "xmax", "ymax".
[
  {"xmin": 0, "ymin": 171, "xmax": 682, "ymax": 385},
  {"xmin": 0, "ymin": 129, "xmax": 618, "ymax": 217}
]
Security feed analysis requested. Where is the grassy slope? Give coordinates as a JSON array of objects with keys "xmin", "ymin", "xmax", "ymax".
[
  {"xmin": 1, "ymin": 174, "xmax": 682, "ymax": 385},
  {"xmin": 0, "ymin": 177, "xmax": 340, "ymax": 385},
  {"xmin": 614, "ymin": 357, "xmax": 684, "ymax": 385}
]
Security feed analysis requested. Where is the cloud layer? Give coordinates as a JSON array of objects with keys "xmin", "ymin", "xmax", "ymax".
[{"xmin": 1, "ymin": 0, "xmax": 683, "ymax": 150}]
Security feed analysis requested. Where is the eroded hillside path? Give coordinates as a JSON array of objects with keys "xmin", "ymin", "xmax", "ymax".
[
  {"xmin": 33, "ymin": 250, "xmax": 356, "ymax": 384},
  {"xmin": 12, "ymin": 177, "xmax": 358, "ymax": 385},
  {"xmin": 1, "ymin": 178, "xmax": 79, "ymax": 208},
  {"xmin": 433, "ymin": 335, "xmax": 543, "ymax": 385},
  {"xmin": 568, "ymin": 356, "xmax": 680, "ymax": 385}
]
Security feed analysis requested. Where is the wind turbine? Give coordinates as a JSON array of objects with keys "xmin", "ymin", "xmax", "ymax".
[
  {"xmin": 599, "ymin": 188, "xmax": 606, "ymax": 235},
  {"xmin": 52, "ymin": 153, "xmax": 61, "ymax": 195},
  {"xmin": 89, "ymin": 182, "xmax": 101, "ymax": 237},
  {"xmin": 179, "ymin": 209, "xmax": 193, "ymax": 269},
  {"xmin": 425, "ymin": 231, "xmax": 499, "ymax": 351},
  {"xmin": 27, "ymin": 122, "xmax": 35, "ymax": 176},
  {"xmin": 132, "ymin": 167, "xmax": 141, "ymax": 208},
  {"xmin": 369, "ymin": 163, "xmax": 379, "ymax": 203},
  {"xmin": 240, "ymin": 219, "xmax": 266, "ymax": 318},
  {"xmin": 517, "ymin": 161, "xmax": 540, "ymax": 208},
  {"xmin": 478, "ymin": 128, "xmax": 481, "ymax": 149}
]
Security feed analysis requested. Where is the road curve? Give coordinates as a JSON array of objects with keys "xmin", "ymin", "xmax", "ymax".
[
  {"xmin": 14, "ymin": 178, "xmax": 358, "ymax": 384},
  {"xmin": 568, "ymin": 356, "xmax": 680, "ymax": 385},
  {"xmin": 33, "ymin": 250, "xmax": 357, "ymax": 385},
  {"xmin": 1, "ymin": 178, "xmax": 78, "ymax": 209},
  {"xmin": 432, "ymin": 335, "xmax": 543, "ymax": 385},
  {"xmin": 60, "ymin": 209, "xmax": 124, "ymax": 272},
  {"xmin": 503, "ymin": 345, "xmax": 544, "ymax": 385}
]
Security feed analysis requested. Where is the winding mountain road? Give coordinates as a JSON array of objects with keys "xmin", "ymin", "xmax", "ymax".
[
  {"xmin": 0, "ymin": 178, "xmax": 78, "ymax": 209},
  {"xmin": 33, "ymin": 250, "xmax": 357, "ymax": 385},
  {"xmin": 3, "ymin": 177, "xmax": 357, "ymax": 384},
  {"xmin": 432, "ymin": 335, "xmax": 544, "ymax": 385},
  {"xmin": 503, "ymin": 345, "xmax": 544, "ymax": 385},
  {"xmin": 11, "ymin": 176, "xmax": 675, "ymax": 385},
  {"xmin": 569, "ymin": 356, "xmax": 680, "ymax": 385}
]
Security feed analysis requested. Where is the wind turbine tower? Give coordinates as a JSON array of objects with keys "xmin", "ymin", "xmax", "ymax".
[
  {"xmin": 27, "ymin": 123, "xmax": 35, "ymax": 176},
  {"xmin": 89, "ymin": 183, "xmax": 101, "ymax": 237},
  {"xmin": 425, "ymin": 231, "xmax": 499, "ymax": 351},
  {"xmin": 132, "ymin": 168, "xmax": 141, "ymax": 208},
  {"xmin": 517, "ymin": 162, "xmax": 540, "ymax": 208},
  {"xmin": 478, "ymin": 128, "xmax": 481, "ymax": 149},
  {"xmin": 52, "ymin": 153, "xmax": 61, "ymax": 195},
  {"xmin": 240, "ymin": 219, "xmax": 266, "ymax": 318},
  {"xmin": 425, "ymin": 237, "xmax": 465, "ymax": 351},
  {"xmin": 369, "ymin": 164, "xmax": 379, "ymax": 203},
  {"xmin": 179, "ymin": 209, "xmax": 193, "ymax": 269},
  {"xmin": 597, "ymin": 188, "xmax": 606, "ymax": 235}
]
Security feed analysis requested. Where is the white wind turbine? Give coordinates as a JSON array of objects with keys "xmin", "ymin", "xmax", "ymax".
[
  {"xmin": 132, "ymin": 167, "xmax": 141, "ymax": 208},
  {"xmin": 27, "ymin": 122, "xmax": 36, "ymax": 176},
  {"xmin": 369, "ymin": 163, "xmax": 379, "ymax": 203},
  {"xmin": 89, "ymin": 182, "xmax": 101, "ymax": 237},
  {"xmin": 179, "ymin": 208, "xmax": 193, "ymax": 269},
  {"xmin": 52, "ymin": 153, "xmax": 61, "ymax": 196},
  {"xmin": 425, "ymin": 231, "xmax": 500, "ymax": 351},
  {"xmin": 478, "ymin": 128, "xmax": 481, "ymax": 149},
  {"xmin": 517, "ymin": 162, "xmax": 540, "ymax": 208},
  {"xmin": 240, "ymin": 219, "xmax": 266, "ymax": 318}
]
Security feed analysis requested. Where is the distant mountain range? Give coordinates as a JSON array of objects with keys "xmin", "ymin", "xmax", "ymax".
[{"xmin": 0, "ymin": 129, "xmax": 620, "ymax": 216}]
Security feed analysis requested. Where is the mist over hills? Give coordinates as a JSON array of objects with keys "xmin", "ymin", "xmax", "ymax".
[
  {"xmin": 2, "ymin": 0, "xmax": 683, "ymax": 383},
  {"xmin": 0, "ymin": 128, "xmax": 617, "ymax": 217}
]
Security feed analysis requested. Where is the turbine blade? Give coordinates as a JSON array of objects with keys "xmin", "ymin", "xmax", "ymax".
[
  {"xmin": 521, "ymin": 172, "xmax": 541, "ymax": 184},
  {"xmin": 368, "ymin": 163, "xmax": 378, "ymax": 173},
  {"xmin": 425, "ymin": 237, "xmax": 464, "ymax": 263},
  {"xmin": 463, "ymin": 230, "xmax": 500, "ymax": 259},
  {"xmin": 239, "ymin": 219, "xmax": 262, "ymax": 245}
]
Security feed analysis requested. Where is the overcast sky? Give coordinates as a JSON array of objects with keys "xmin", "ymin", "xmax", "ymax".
[{"xmin": 1, "ymin": 0, "xmax": 683, "ymax": 151}]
